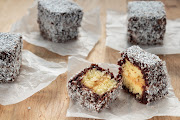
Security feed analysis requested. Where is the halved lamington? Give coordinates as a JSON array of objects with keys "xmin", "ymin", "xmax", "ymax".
[
  {"xmin": 38, "ymin": 0, "xmax": 83, "ymax": 43},
  {"xmin": 0, "ymin": 33, "xmax": 23, "ymax": 83},
  {"xmin": 117, "ymin": 46, "xmax": 168, "ymax": 104},
  {"xmin": 68, "ymin": 64, "xmax": 121, "ymax": 112},
  {"xmin": 127, "ymin": 1, "xmax": 166, "ymax": 45}
]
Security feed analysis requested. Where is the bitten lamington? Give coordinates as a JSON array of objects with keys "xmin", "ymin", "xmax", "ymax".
[
  {"xmin": 0, "ymin": 33, "xmax": 23, "ymax": 83},
  {"xmin": 117, "ymin": 46, "xmax": 168, "ymax": 104},
  {"xmin": 127, "ymin": 1, "xmax": 166, "ymax": 45},
  {"xmin": 38, "ymin": 0, "xmax": 83, "ymax": 43},
  {"xmin": 68, "ymin": 64, "xmax": 121, "ymax": 112}
]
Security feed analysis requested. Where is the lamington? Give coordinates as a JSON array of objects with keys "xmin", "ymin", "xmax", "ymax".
[
  {"xmin": 0, "ymin": 33, "xmax": 23, "ymax": 83},
  {"xmin": 117, "ymin": 46, "xmax": 168, "ymax": 104},
  {"xmin": 68, "ymin": 64, "xmax": 121, "ymax": 112},
  {"xmin": 127, "ymin": 1, "xmax": 166, "ymax": 45},
  {"xmin": 37, "ymin": 0, "xmax": 83, "ymax": 43}
]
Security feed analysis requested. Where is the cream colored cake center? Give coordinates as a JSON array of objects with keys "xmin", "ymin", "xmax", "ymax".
[
  {"xmin": 122, "ymin": 59, "xmax": 145, "ymax": 97},
  {"xmin": 81, "ymin": 68, "xmax": 117, "ymax": 96}
]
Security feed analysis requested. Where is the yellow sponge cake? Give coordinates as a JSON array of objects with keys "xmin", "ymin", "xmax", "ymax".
[
  {"xmin": 122, "ymin": 59, "xmax": 145, "ymax": 99},
  {"xmin": 81, "ymin": 68, "xmax": 117, "ymax": 96}
]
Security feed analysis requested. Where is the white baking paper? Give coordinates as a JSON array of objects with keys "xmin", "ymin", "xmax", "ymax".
[
  {"xmin": 0, "ymin": 50, "xmax": 67, "ymax": 105},
  {"xmin": 66, "ymin": 56, "xmax": 180, "ymax": 120},
  {"xmin": 10, "ymin": 1, "xmax": 101, "ymax": 57},
  {"xmin": 106, "ymin": 10, "xmax": 180, "ymax": 55}
]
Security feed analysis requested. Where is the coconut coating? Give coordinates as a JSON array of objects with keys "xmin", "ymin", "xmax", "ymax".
[
  {"xmin": 127, "ymin": 1, "xmax": 166, "ymax": 45},
  {"xmin": 38, "ymin": 0, "xmax": 83, "ymax": 43},
  {"xmin": 0, "ymin": 33, "xmax": 23, "ymax": 83}
]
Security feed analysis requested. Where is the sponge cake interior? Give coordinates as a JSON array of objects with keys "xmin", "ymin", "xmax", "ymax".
[
  {"xmin": 81, "ymin": 68, "xmax": 117, "ymax": 96},
  {"xmin": 122, "ymin": 59, "xmax": 145, "ymax": 98}
]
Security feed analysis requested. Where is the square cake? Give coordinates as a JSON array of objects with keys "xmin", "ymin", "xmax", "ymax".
[
  {"xmin": 0, "ymin": 33, "xmax": 23, "ymax": 83},
  {"xmin": 117, "ymin": 46, "xmax": 168, "ymax": 104},
  {"xmin": 68, "ymin": 64, "xmax": 121, "ymax": 112},
  {"xmin": 38, "ymin": 0, "xmax": 83, "ymax": 43},
  {"xmin": 127, "ymin": 1, "xmax": 166, "ymax": 45}
]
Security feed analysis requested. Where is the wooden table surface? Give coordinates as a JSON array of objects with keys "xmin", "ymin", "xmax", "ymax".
[{"xmin": 0, "ymin": 0, "xmax": 180, "ymax": 120}]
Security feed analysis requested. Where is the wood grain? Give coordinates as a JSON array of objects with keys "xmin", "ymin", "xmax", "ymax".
[{"xmin": 0, "ymin": 0, "xmax": 179, "ymax": 120}]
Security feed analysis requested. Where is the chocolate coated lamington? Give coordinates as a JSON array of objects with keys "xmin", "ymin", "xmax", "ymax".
[
  {"xmin": 127, "ymin": 1, "xmax": 166, "ymax": 45},
  {"xmin": 117, "ymin": 46, "xmax": 168, "ymax": 104},
  {"xmin": 0, "ymin": 33, "xmax": 23, "ymax": 83},
  {"xmin": 38, "ymin": 0, "xmax": 83, "ymax": 43},
  {"xmin": 68, "ymin": 64, "xmax": 121, "ymax": 112}
]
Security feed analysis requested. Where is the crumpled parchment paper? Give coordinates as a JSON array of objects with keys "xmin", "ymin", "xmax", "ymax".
[
  {"xmin": 0, "ymin": 50, "xmax": 67, "ymax": 105},
  {"xmin": 66, "ymin": 56, "xmax": 180, "ymax": 120},
  {"xmin": 106, "ymin": 10, "xmax": 180, "ymax": 55},
  {"xmin": 10, "ymin": 1, "xmax": 101, "ymax": 57}
]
